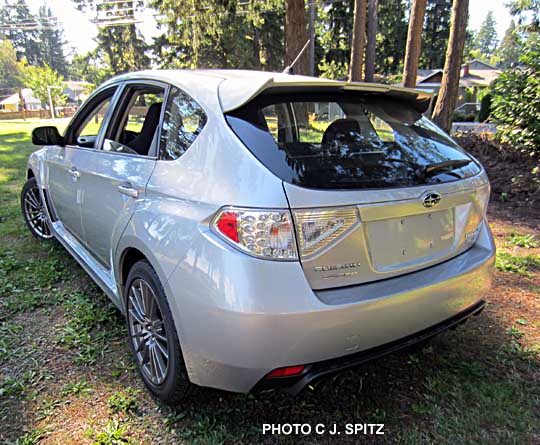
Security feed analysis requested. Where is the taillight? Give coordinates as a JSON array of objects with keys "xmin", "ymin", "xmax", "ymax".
[
  {"xmin": 293, "ymin": 207, "xmax": 359, "ymax": 258},
  {"xmin": 464, "ymin": 184, "xmax": 490, "ymax": 245},
  {"xmin": 212, "ymin": 207, "xmax": 298, "ymax": 260}
]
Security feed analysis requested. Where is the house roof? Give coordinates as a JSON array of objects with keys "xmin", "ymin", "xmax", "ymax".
[
  {"xmin": 415, "ymin": 59, "xmax": 502, "ymax": 88},
  {"xmin": 417, "ymin": 69, "xmax": 442, "ymax": 83},
  {"xmin": 102, "ymin": 69, "xmax": 433, "ymax": 113},
  {"xmin": 0, "ymin": 88, "xmax": 40, "ymax": 106}
]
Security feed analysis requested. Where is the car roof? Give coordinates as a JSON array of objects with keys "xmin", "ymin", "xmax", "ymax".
[{"xmin": 103, "ymin": 69, "xmax": 432, "ymax": 113}]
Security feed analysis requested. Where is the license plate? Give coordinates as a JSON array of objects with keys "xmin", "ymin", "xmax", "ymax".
[{"xmin": 366, "ymin": 209, "xmax": 455, "ymax": 271}]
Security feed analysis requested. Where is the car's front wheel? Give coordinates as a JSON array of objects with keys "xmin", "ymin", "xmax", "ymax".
[
  {"xmin": 125, "ymin": 260, "xmax": 191, "ymax": 404},
  {"xmin": 21, "ymin": 177, "xmax": 54, "ymax": 241}
]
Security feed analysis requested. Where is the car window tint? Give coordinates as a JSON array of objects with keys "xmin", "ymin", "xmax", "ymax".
[
  {"xmin": 226, "ymin": 93, "xmax": 481, "ymax": 190},
  {"xmin": 159, "ymin": 87, "xmax": 207, "ymax": 160}
]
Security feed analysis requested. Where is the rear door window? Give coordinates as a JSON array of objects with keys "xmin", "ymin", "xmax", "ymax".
[
  {"xmin": 226, "ymin": 93, "xmax": 481, "ymax": 190},
  {"xmin": 159, "ymin": 87, "xmax": 207, "ymax": 161}
]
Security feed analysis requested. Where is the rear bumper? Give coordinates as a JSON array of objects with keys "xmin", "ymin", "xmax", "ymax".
[
  {"xmin": 257, "ymin": 299, "xmax": 486, "ymax": 395},
  {"xmin": 166, "ymin": 220, "xmax": 495, "ymax": 393}
]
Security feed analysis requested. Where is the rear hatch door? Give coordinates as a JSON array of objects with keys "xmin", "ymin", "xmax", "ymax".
[{"xmin": 225, "ymin": 87, "xmax": 489, "ymax": 290}]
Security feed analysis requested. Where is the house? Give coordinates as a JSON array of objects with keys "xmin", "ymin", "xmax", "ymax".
[
  {"xmin": 0, "ymin": 81, "xmax": 92, "ymax": 113},
  {"xmin": 409, "ymin": 59, "xmax": 502, "ymax": 113},
  {"xmin": 63, "ymin": 80, "xmax": 91, "ymax": 106},
  {"xmin": 0, "ymin": 88, "xmax": 42, "ymax": 112}
]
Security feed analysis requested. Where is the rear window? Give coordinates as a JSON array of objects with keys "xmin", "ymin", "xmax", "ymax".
[{"xmin": 226, "ymin": 92, "xmax": 481, "ymax": 190}]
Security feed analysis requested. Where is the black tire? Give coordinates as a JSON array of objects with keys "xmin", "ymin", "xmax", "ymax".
[
  {"xmin": 125, "ymin": 260, "xmax": 191, "ymax": 404},
  {"xmin": 21, "ymin": 177, "xmax": 54, "ymax": 241}
]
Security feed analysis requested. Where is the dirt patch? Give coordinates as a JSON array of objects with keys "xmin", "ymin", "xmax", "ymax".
[{"xmin": 455, "ymin": 133, "xmax": 540, "ymax": 216}]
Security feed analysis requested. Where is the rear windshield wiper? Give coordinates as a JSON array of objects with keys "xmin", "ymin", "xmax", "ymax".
[{"xmin": 416, "ymin": 159, "xmax": 471, "ymax": 181}]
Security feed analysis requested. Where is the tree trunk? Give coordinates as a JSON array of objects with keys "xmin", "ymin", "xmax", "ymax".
[
  {"xmin": 285, "ymin": 0, "xmax": 309, "ymax": 74},
  {"xmin": 349, "ymin": 0, "xmax": 368, "ymax": 81},
  {"xmin": 253, "ymin": 27, "xmax": 262, "ymax": 69},
  {"xmin": 403, "ymin": 0, "xmax": 427, "ymax": 88},
  {"xmin": 365, "ymin": 0, "xmax": 378, "ymax": 82},
  {"xmin": 432, "ymin": 0, "xmax": 469, "ymax": 133},
  {"xmin": 308, "ymin": 0, "xmax": 316, "ymax": 76}
]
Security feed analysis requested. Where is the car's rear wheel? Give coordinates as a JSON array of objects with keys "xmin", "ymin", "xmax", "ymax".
[
  {"xmin": 21, "ymin": 177, "xmax": 54, "ymax": 241},
  {"xmin": 125, "ymin": 260, "xmax": 191, "ymax": 404}
]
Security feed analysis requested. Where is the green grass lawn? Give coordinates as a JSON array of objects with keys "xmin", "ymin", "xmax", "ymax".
[{"xmin": 0, "ymin": 119, "xmax": 539, "ymax": 444}]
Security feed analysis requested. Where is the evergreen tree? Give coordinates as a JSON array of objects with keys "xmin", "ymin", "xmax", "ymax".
[
  {"xmin": 462, "ymin": 29, "xmax": 477, "ymax": 61},
  {"xmin": 318, "ymin": 0, "xmax": 408, "ymax": 78},
  {"xmin": 0, "ymin": 0, "xmax": 41, "ymax": 64},
  {"xmin": 72, "ymin": 0, "xmax": 150, "ymax": 75},
  {"xmin": 496, "ymin": 20, "xmax": 522, "ymax": 68},
  {"xmin": 375, "ymin": 0, "xmax": 407, "ymax": 75},
  {"xmin": 475, "ymin": 11, "xmax": 498, "ymax": 58},
  {"xmin": 421, "ymin": 0, "xmax": 452, "ymax": 68},
  {"xmin": 317, "ymin": 0, "xmax": 353, "ymax": 79},
  {"xmin": 508, "ymin": 0, "xmax": 540, "ymax": 32},
  {"xmin": 36, "ymin": 6, "xmax": 68, "ymax": 76},
  {"xmin": 68, "ymin": 51, "xmax": 112, "ymax": 86},
  {"xmin": 152, "ymin": 0, "xmax": 284, "ymax": 70}
]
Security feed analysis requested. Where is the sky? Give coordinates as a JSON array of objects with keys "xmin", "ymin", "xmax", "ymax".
[{"xmin": 26, "ymin": 0, "xmax": 514, "ymax": 57}]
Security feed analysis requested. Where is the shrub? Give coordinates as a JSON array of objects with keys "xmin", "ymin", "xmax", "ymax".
[
  {"xmin": 453, "ymin": 112, "xmax": 476, "ymax": 122},
  {"xmin": 477, "ymin": 93, "xmax": 492, "ymax": 122},
  {"xmin": 491, "ymin": 34, "xmax": 540, "ymax": 160}
]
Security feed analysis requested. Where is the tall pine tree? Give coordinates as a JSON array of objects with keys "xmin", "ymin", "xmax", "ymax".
[
  {"xmin": 475, "ymin": 11, "xmax": 498, "ymax": 58},
  {"xmin": 72, "ymin": 0, "xmax": 149, "ymax": 75},
  {"xmin": 421, "ymin": 0, "xmax": 452, "ymax": 68},
  {"xmin": 36, "ymin": 5, "xmax": 68, "ymax": 76},
  {"xmin": 496, "ymin": 21, "xmax": 522, "ymax": 68},
  {"xmin": 151, "ymin": 0, "xmax": 284, "ymax": 70},
  {"xmin": 375, "ymin": 0, "xmax": 407, "ymax": 75},
  {"xmin": 0, "ymin": 0, "xmax": 41, "ymax": 64}
]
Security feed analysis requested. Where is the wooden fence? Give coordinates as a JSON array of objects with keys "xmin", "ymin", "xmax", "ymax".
[{"xmin": 0, "ymin": 108, "xmax": 77, "ymax": 120}]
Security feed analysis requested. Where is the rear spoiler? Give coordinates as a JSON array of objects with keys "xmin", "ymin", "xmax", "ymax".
[{"xmin": 218, "ymin": 75, "xmax": 433, "ymax": 114}]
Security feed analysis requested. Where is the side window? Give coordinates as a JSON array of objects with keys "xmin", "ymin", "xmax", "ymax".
[
  {"xmin": 103, "ymin": 87, "xmax": 164, "ymax": 157},
  {"xmin": 71, "ymin": 90, "xmax": 116, "ymax": 148},
  {"xmin": 79, "ymin": 98, "xmax": 111, "ymax": 137},
  {"xmin": 160, "ymin": 87, "xmax": 207, "ymax": 160}
]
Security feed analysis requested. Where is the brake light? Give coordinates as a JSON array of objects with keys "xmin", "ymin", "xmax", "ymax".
[
  {"xmin": 212, "ymin": 207, "xmax": 298, "ymax": 260},
  {"xmin": 216, "ymin": 211, "xmax": 239, "ymax": 242},
  {"xmin": 266, "ymin": 365, "xmax": 305, "ymax": 378},
  {"xmin": 293, "ymin": 207, "xmax": 359, "ymax": 258}
]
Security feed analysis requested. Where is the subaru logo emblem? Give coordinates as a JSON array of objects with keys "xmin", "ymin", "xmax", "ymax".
[{"xmin": 422, "ymin": 192, "xmax": 441, "ymax": 208}]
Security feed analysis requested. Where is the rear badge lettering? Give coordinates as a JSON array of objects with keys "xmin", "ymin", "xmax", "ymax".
[
  {"xmin": 315, "ymin": 262, "xmax": 361, "ymax": 279},
  {"xmin": 314, "ymin": 262, "xmax": 361, "ymax": 272}
]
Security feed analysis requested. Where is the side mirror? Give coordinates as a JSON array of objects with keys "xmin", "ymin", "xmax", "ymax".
[{"xmin": 31, "ymin": 126, "xmax": 64, "ymax": 146}]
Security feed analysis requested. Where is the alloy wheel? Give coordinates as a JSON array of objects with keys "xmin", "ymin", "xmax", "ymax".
[
  {"xmin": 23, "ymin": 183, "xmax": 53, "ymax": 239},
  {"xmin": 127, "ymin": 278, "xmax": 170, "ymax": 385}
]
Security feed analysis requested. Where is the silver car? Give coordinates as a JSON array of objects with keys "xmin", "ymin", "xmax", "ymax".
[{"xmin": 21, "ymin": 70, "xmax": 495, "ymax": 403}]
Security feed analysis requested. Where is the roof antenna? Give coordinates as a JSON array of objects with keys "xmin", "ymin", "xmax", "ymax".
[{"xmin": 283, "ymin": 39, "xmax": 311, "ymax": 75}]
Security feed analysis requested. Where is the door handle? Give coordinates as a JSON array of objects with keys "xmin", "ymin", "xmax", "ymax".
[
  {"xmin": 69, "ymin": 167, "xmax": 80, "ymax": 180},
  {"xmin": 117, "ymin": 184, "xmax": 139, "ymax": 198}
]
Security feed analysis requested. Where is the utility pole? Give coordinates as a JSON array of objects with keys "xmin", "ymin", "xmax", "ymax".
[
  {"xmin": 308, "ymin": 0, "xmax": 316, "ymax": 76},
  {"xmin": 47, "ymin": 86, "xmax": 55, "ymax": 119}
]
